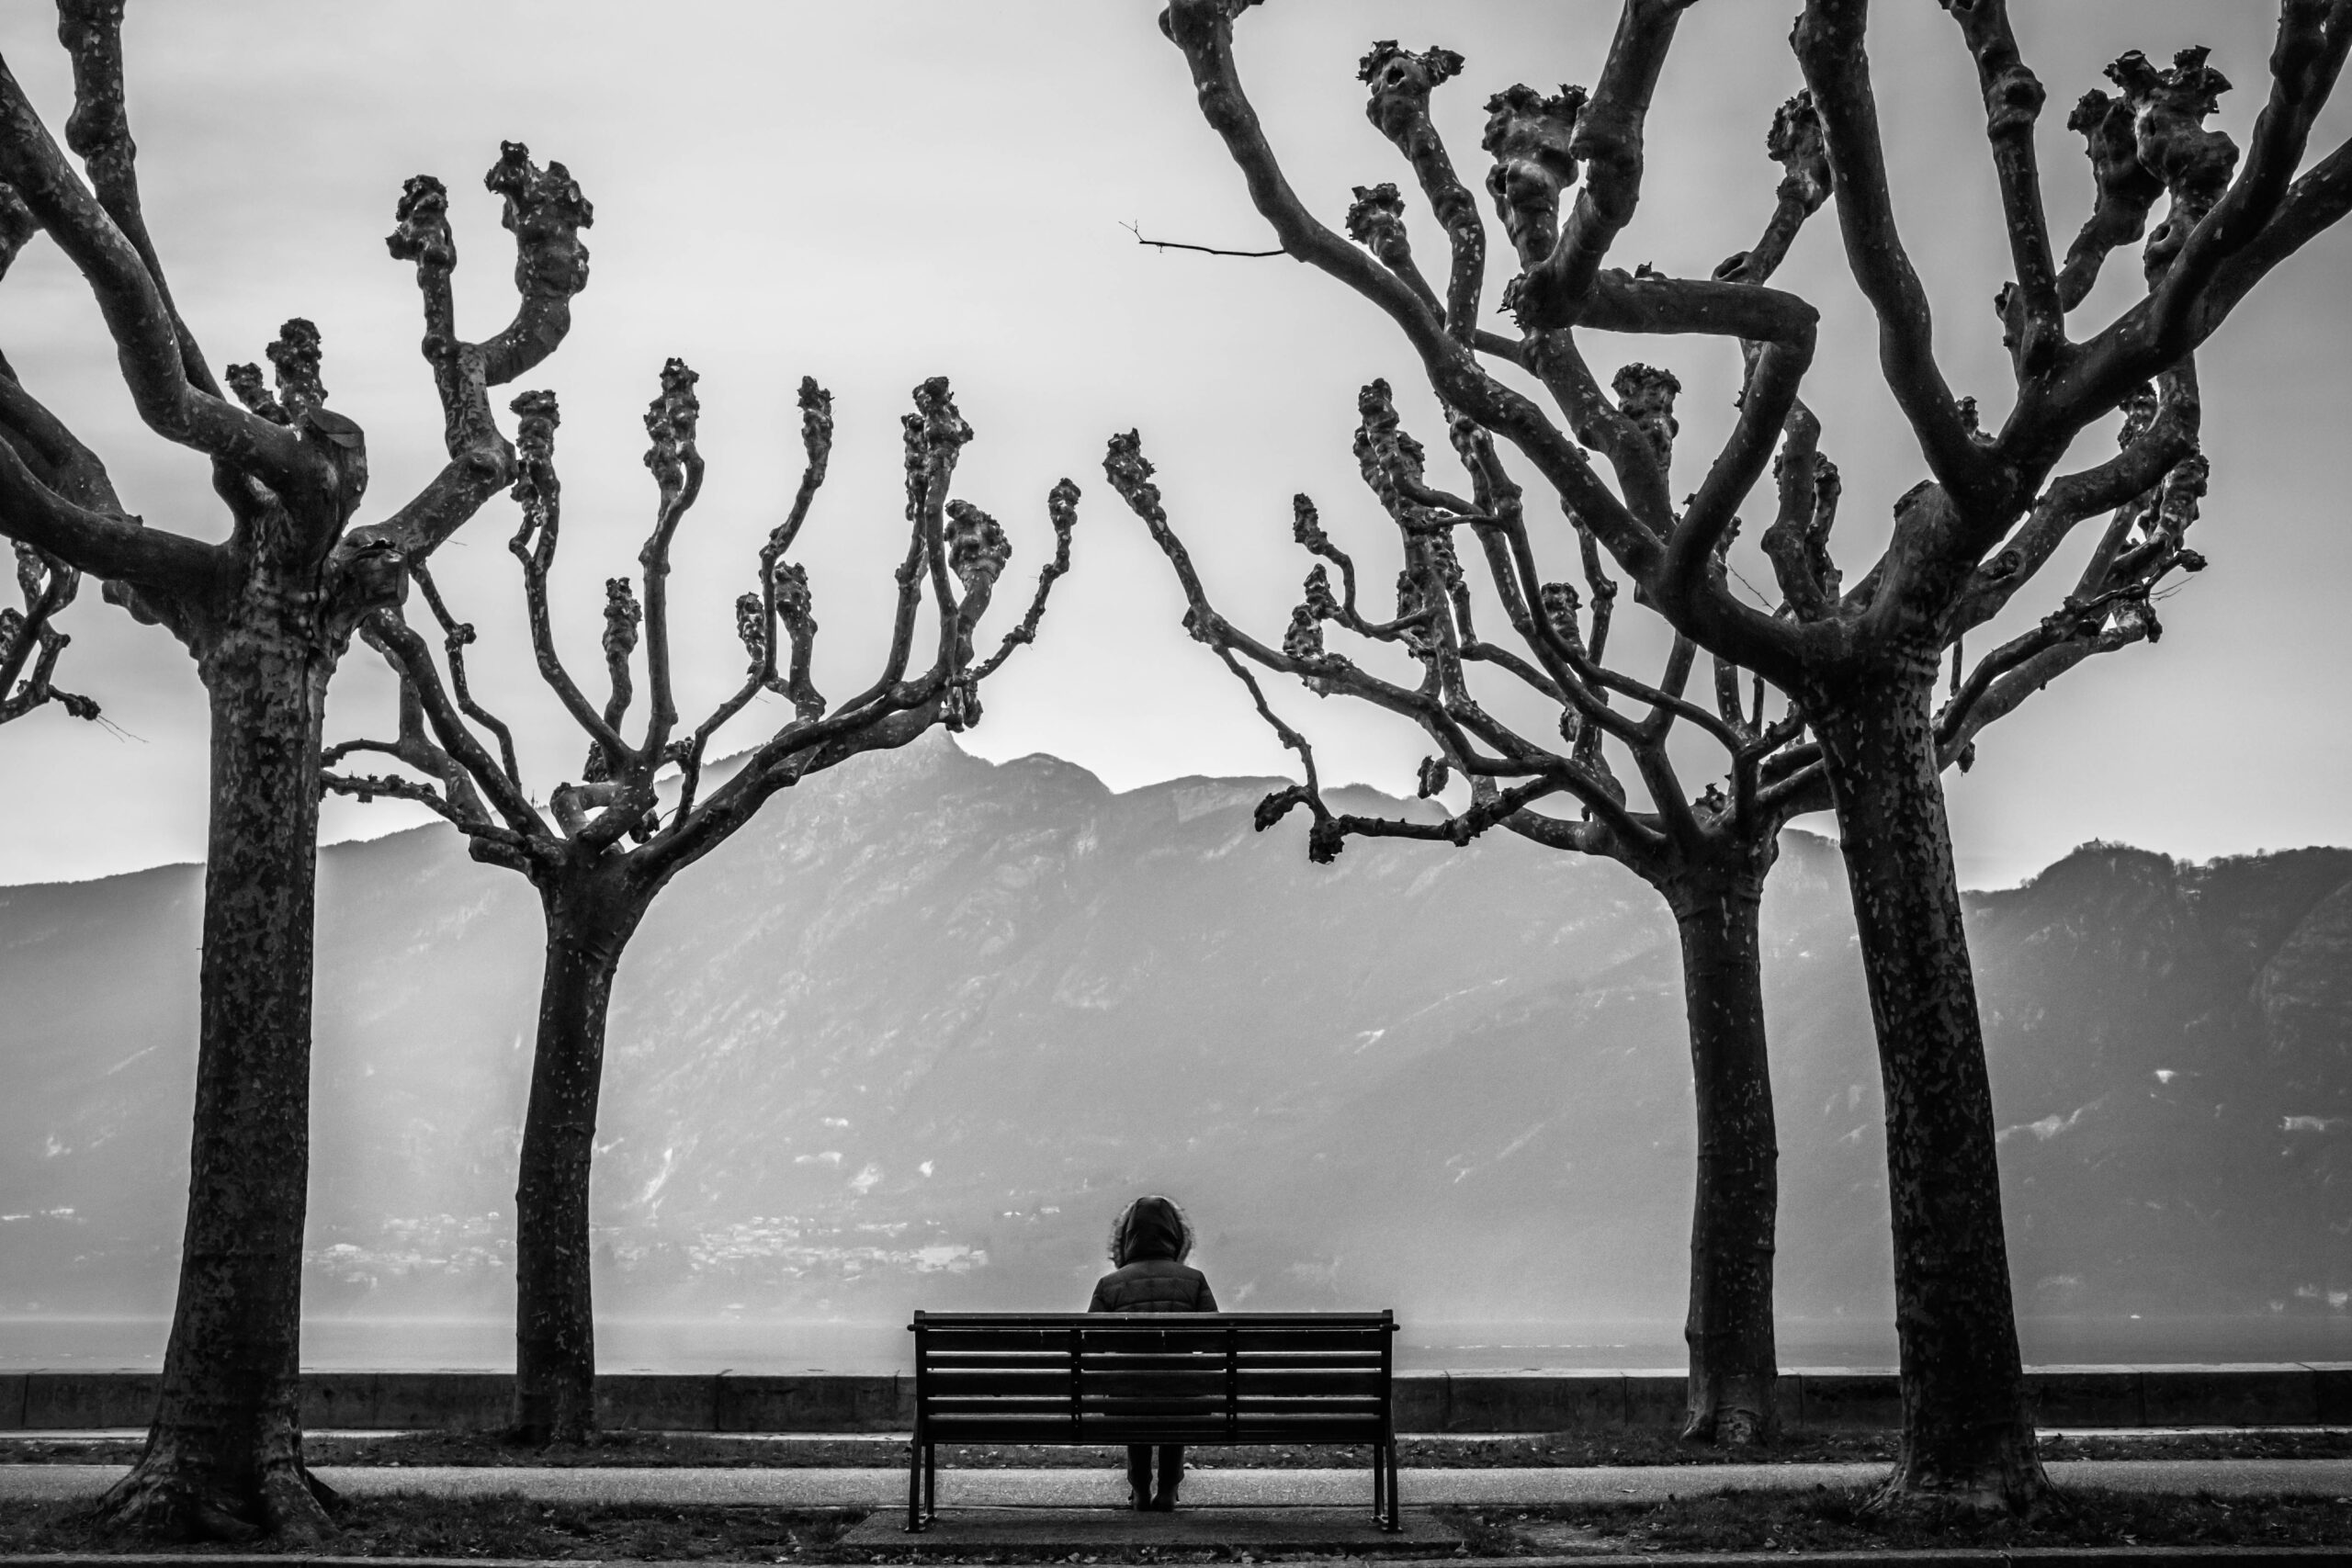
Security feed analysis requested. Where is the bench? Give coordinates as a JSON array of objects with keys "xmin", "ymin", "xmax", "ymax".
[{"xmin": 905, "ymin": 1310, "xmax": 1400, "ymax": 1532}]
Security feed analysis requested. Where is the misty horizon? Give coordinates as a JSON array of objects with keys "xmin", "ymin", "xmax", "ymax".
[
  {"xmin": 6, "ymin": 739, "xmax": 2346, "ymax": 1371},
  {"xmin": 6, "ymin": 1313, "xmax": 2351, "ymax": 1378}
]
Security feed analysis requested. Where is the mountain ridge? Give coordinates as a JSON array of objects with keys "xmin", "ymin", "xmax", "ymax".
[{"xmin": 1, "ymin": 735, "xmax": 2345, "ymax": 1340}]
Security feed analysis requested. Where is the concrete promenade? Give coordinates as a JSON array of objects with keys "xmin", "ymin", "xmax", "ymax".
[
  {"xmin": 4, "ymin": 1459, "xmax": 2352, "ymax": 1507},
  {"xmin": 7, "ymin": 1366, "xmax": 2350, "ymax": 1434}
]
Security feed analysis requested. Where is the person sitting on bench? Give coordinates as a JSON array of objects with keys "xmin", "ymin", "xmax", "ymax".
[{"xmin": 1088, "ymin": 1194, "xmax": 1218, "ymax": 1512}]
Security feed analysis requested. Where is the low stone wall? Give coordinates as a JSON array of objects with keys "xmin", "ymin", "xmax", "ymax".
[
  {"xmin": 4, "ymin": 1365, "xmax": 2346, "ymax": 1433},
  {"xmin": 1408, "ymin": 1366, "xmax": 2352, "ymax": 1432}
]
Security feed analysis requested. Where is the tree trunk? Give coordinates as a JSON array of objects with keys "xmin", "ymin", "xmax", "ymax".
[
  {"xmin": 510, "ymin": 882, "xmax": 638, "ymax": 1445},
  {"xmin": 89, "ymin": 610, "xmax": 336, "ymax": 1542},
  {"xmin": 1665, "ymin": 868, "xmax": 1780, "ymax": 1447},
  {"xmin": 1811, "ymin": 652, "xmax": 2046, "ymax": 1511}
]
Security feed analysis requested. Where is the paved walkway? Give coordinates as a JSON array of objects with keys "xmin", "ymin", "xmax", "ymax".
[
  {"xmin": 839, "ymin": 1505, "xmax": 1460, "ymax": 1555},
  {"xmin": 4, "ymin": 1461, "xmax": 2349, "ymax": 1508}
]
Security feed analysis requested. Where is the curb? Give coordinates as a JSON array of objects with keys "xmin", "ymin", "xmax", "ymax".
[{"xmin": 1, "ymin": 1551, "xmax": 2350, "ymax": 1565}]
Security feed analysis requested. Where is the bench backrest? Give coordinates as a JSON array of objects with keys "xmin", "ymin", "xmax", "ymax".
[{"xmin": 909, "ymin": 1311, "xmax": 1396, "ymax": 1447}]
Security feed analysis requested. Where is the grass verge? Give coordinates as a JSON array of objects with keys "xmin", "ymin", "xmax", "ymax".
[
  {"xmin": 0, "ymin": 1495, "xmax": 863, "ymax": 1559},
  {"xmin": 2, "ymin": 1486, "xmax": 2346, "ymax": 1559},
  {"xmin": 1439, "ymin": 1485, "xmax": 2352, "ymax": 1556}
]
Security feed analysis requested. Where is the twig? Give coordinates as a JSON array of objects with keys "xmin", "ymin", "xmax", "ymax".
[{"xmin": 1122, "ymin": 220, "xmax": 1285, "ymax": 259}]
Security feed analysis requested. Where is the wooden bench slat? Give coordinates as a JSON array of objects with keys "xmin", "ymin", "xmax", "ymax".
[
  {"xmin": 1087, "ymin": 1409, "xmax": 1391, "ymax": 1418},
  {"xmin": 1082, "ymin": 1331, "xmax": 1224, "ymax": 1353},
  {"xmin": 1225, "ymin": 1328, "xmax": 1392, "ymax": 1351},
  {"xmin": 914, "ymin": 1330, "xmax": 1066, "ymax": 1353},
  {"xmin": 916, "ymin": 1327, "xmax": 1392, "ymax": 1352},
  {"xmin": 923, "ymin": 1398, "xmax": 1091, "ymax": 1417},
  {"xmin": 1074, "ymin": 1374, "xmax": 1227, "ymax": 1395},
  {"xmin": 1087, "ymin": 1371, "xmax": 1386, "ymax": 1396},
  {"xmin": 922, "ymin": 1377, "xmax": 1079, "ymax": 1398},
  {"xmin": 1075, "ymin": 1398, "xmax": 1230, "ymax": 1417},
  {"xmin": 1085, "ymin": 1403, "xmax": 1387, "ymax": 1419},
  {"xmin": 916, "ymin": 1312, "xmax": 1392, "ymax": 1326},
  {"xmin": 926, "ymin": 1369, "xmax": 1385, "ymax": 1395},
  {"xmin": 922, "ymin": 1352, "xmax": 1384, "ymax": 1373},
  {"xmin": 925, "ymin": 1416, "xmax": 1391, "ymax": 1431},
  {"xmin": 925, "ymin": 1419, "xmax": 1388, "ymax": 1442}
]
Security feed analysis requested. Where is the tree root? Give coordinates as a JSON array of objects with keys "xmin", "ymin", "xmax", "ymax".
[
  {"xmin": 1861, "ymin": 1462, "xmax": 2054, "ymax": 1518},
  {"xmin": 1679, "ymin": 1384, "xmax": 1779, "ymax": 1448},
  {"xmin": 82, "ymin": 1449, "xmax": 338, "ymax": 1545},
  {"xmin": 1690, "ymin": 1407, "xmax": 1775, "ymax": 1448}
]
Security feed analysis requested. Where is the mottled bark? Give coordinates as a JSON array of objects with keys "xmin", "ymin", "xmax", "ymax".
[
  {"xmin": 511, "ymin": 880, "xmax": 639, "ymax": 1446},
  {"xmin": 1810, "ymin": 650, "xmax": 2044, "ymax": 1510},
  {"xmin": 1665, "ymin": 867, "xmax": 1779, "ymax": 1447},
  {"xmin": 92, "ymin": 586, "xmax": 337, "ymax": 1542}
]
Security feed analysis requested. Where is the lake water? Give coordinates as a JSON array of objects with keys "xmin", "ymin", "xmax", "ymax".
[{"xmin": 4, "ymin": 1314, "xmax": 2346, "ymax": 1372}]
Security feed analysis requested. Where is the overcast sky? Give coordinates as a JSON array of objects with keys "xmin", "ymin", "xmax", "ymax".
[{"xmin": 1, "ymin": 1, "xmax": 2346, "ymax": 890}]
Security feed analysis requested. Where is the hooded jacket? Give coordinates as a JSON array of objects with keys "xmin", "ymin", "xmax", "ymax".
[{"xmin": 1088, "ymin": 1195, "xmax": 1218, "ymax": 1314}]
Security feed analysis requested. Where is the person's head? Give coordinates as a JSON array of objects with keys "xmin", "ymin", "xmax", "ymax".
[{"xmin": 1108, "ymin": 1194, "xmax": 1193, "ymax": 1267}]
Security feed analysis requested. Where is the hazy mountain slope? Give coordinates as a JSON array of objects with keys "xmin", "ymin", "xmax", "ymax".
[
  {"xmin": 2, "ymin": 736, "xmax": 2346, "ymax": 1337},
  {"xmin": 0, "ymin": 862, "xmax": 202, "ymax": 1314},
  {"xmin": 1972, "ymin": 844, "xmax": 2352, "ymax": 1316}
]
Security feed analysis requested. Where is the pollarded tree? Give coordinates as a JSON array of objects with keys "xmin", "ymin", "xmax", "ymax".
[
  {"xmin": 1159, "ymin": 0, "xmax": 2346, "ymax": 1507},
  {"xmin": 0, "ymin": 2, "xmax": 589, "ymax": 1538},
  {"xmin": 324, "ymin": 363, "xmax": 1077, "ymax": 1445},
  {"xmin": 1106, "ymin": 360, "xmax": 2205, "ymax": 1446}
]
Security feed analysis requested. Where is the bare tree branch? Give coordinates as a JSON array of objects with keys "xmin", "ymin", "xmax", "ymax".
[
  {"xmin": 1940, "ymin": 0, "xmax": 2064, "ymax": 374},
  {"xmin": 0, "ymin": 55, "xmax": 304, "ymax": 485},
  {"xmin": 1513, "ymin": 0, "xmax": 1700, "ymax": 325},
  {"xmin": 53, "ymin": 0, "xmax": 221, "ymax": 402},
  {"xmin": 679, "ymin": 377, "xmax": 837, "ymax": 815},
  {"xmin": 1716, "ymin": 91, "xmax": 1834, "ymax": 286},
  {"xmin": 2053, "ymin": 88, "xmax": 2164, "ymax": 309},
  {"xmin": 635, "ymin": 359, "xmax": 702, "ymax": 766},
  {"xmin": 1121, "ymin": 219, "xmax": 1283, "ymax": 258},
  {"xmin": 970, "ymin": 479, "xmax": 1080, "ymax": 684},
  {"xmin": 372, "ymin": 143, "xmax": 594, "ymax": 562},
  {"xmin": 1791, "ymin": 0, "xmax": 1993, "ymax": 509},
  {"xmin": 1161, "ymin": 0, "xmax": 1660, "ymax": 583},
  {"xmin": 501, "ymin": 390, "xmax": 633, "ymax": 766},
  {"xmin": 0, "ymin": 540, "xmax": 97, "ymax": 724},
  {"xmin": 1106, "ymin": 418, "xmax": 1684, "ymax": 865},
  {"xmin": 0, "ymin": 419, "xmax": 217, "ymax": 592},
  {"xmin": 1357, "ymin": 41, "xmax": 1486, "ymax": 339},
  {"xmin": 2030, "ymin": 13, "xmax": 2351, "ymax": 462},
  {"xmin": 390, "ymin": 576, "xmax": 494, "ymax": 764},
  {"xmin": 1342, "ymin": 183, "xmax": 1444, "ymax": 323}
]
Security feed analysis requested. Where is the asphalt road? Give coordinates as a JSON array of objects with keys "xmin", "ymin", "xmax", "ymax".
[{"xmin": 4, "ymin": 1461, "xmax": 2349, "ymax": 1507}]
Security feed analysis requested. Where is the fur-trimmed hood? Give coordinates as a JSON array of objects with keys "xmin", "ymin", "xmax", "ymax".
[{"xmin": 1107, "ymin": 1194, "xmax": 1193, "ymax": 1266}]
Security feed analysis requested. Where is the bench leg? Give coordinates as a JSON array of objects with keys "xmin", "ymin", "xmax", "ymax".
[
  {"xmin": 1384, "ymin": 1439, "xmax": 1401, "ymax": 1532},
  {"xmin": 905, "ymin": 1439, "xmax": 924, "ymax": 1532},
  {"xmin": 924, "ymin": 1441, "xmax": 939, "ymax": 1523}
]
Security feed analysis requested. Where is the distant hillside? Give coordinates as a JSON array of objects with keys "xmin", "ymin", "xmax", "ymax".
[{"xmin": 1, "ymin": 734, "xmax": 2346, "ymax": 1337}]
